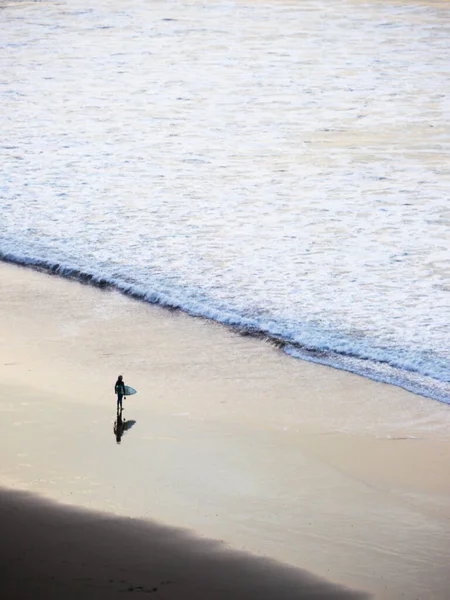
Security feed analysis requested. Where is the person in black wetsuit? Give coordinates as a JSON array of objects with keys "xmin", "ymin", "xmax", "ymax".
[{"xmin": 115, "ymin": 375, "xmax": 126, "ymax": 411}]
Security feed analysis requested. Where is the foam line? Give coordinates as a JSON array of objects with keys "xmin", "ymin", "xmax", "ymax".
[{"xmin": 2, "ymin": 251, "xmax": 449, "ymax": 405}]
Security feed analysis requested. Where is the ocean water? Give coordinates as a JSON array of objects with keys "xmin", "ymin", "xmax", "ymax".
[{"xmin": 1, "ymin": 0, "xmax": 449, "ymax": 403}]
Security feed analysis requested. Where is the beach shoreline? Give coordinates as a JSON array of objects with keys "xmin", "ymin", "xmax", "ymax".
[
  {"xmin": 1, "ymin": 261, "xmax": 450, "ymax": 598},
  {"xmin": 2, "ymin": 250, "xmax": 447, "ymax": 407}
]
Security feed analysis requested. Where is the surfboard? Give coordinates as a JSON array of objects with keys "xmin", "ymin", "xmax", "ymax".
[{"xmin": 124, "ymin": 385, "xmax": 137, "ymax": 396}]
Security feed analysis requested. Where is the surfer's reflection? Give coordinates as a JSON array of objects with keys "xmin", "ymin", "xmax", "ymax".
[{"xmin": 113, "ymin": 408, "xmax": 136, "ymax": 444}]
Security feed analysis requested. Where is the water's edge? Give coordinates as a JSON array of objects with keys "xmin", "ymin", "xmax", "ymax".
[{"xmin": 2, "ymin": 251, "xmax": 448, "ymax": 406}]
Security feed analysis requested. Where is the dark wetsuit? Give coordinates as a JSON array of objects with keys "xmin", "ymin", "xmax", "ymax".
[{"xmin": 115, "ymin": 379, "xmax": 125, "ymax": 409}]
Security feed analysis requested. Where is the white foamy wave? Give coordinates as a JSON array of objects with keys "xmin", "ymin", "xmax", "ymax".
[
  {"xmin": 284, "ymin": 347, "xmax": 450, "ymax": 406},
  {"xmin": 2, "ymin": 248, "xmax": 449, "ymax": 405}
]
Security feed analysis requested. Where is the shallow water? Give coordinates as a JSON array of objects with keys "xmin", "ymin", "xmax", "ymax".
[{"xmin": 1, "ymin": 0, "xmax": 449, "ymax": 402}]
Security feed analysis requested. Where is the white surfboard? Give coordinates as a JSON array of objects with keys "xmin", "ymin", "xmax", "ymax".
[{"xmin": 123, "ymin": 385, "xmax": 137, "ymax": 396}]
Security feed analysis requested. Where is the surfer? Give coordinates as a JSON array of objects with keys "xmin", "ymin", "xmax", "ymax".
[{"xmin": 115, "ymin": 375, "xmax": 126, "ymax": 410}]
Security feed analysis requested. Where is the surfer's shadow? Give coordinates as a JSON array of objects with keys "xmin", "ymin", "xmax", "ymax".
[{"xmin": 113, "ymin": 409, "xmax": 136, "ymax": 444}]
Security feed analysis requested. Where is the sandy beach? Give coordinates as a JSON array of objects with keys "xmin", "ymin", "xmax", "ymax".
[
  {"xmin": 0, "ymin": 487, "xmax": 366, "ymax": 599},
  {"xmin": 1, "ymin": 262, "xmax": 450, "ymax": 598}
]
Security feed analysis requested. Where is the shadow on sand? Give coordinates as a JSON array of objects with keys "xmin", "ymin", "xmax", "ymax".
[
  {"xmin": 113, "ymin": 408, "xmax": 136, "ymax": 444},
  {"xmin": 0, "ymin": 488, "xmax": 370, "ymax": 599}
]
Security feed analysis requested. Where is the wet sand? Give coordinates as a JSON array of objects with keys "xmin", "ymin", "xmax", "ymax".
[{"xmin": 1, "ymin": 262, "xmax": 450, "ymax": 598}]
